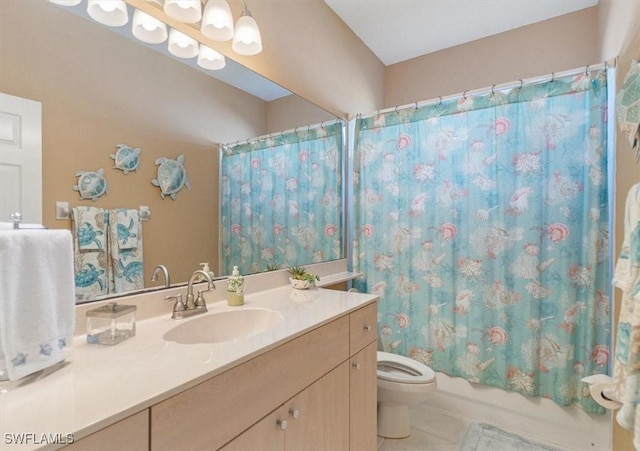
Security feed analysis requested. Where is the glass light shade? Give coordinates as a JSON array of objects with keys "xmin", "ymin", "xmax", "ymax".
[
  {"xmin": 87, "ymin": 0, "xmax": 129, "ymax": 27},
  {"xmin": 168, "ymin": 29, "xmax": 199, "ymax": 59},
  {"xmin": 49, "ymin": 0, "xmax": 82, "ymax": 5},
  {"xmin": 197, "ymin": 45, "xmax": 226, "ymax": 71},
  {"xmin": 163, "ymin": 0, "xmax": 202, "ymax": 24},
  {"xmin": 132, "ymin": 9, "xmax": 168, "ymax": 44},
  {"xmin": 232, "ymin": 13, "xmax": 262, "ymax": 56},
  {"xmin": 201, "ymin": 0, "xmax": 234, "ymax": 42}
]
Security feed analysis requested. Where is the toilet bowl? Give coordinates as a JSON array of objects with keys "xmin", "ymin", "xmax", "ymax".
[{"xmin": 377, "ymin": 351, "xmax": 437, "ymax": 439}]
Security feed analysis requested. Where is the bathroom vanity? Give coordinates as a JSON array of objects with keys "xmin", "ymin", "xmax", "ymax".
[{"xmin": 0, "ymin": 282, "xmax": 377, "ymax": 451}]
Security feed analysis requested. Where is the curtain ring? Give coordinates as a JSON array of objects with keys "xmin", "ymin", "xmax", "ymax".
[
  {"xmin": 321, "ymin": 120, "xmax": 326, "ymax": 130},
  {"xmin": 414, "ymin": 102, "xmax": 418, "ymax": 110},
  {"xmin": 550, "ymin": 72, "xmax": 555, "ymax": 83},
  {"xmin": 518, "ymin": 79, "xmax": 523, "ymax": 89},
  {"xmin": 463, "ymin": 90, "xmax": 468, "ymax": 99},
  {"xmin": 585, "ymin": 64, "xmax": 590, "ymax": 76},
  {"xmin": 437, "ymin": 96, "xmax": 442, "ymax": 106},
  {"xmin": 491, "ymin": 84, "xmax": 496, "ymax": 96}
]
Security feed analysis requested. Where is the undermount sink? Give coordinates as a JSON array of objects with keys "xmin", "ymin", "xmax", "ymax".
[{"xmin": 163, "ymin": 308, "xmax": 285, "ymax": 345}]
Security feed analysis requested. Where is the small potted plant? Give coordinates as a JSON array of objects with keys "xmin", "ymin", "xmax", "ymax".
[{"xmin": 288, "ymin": 266, "xmax": 320, "ymax": 290}]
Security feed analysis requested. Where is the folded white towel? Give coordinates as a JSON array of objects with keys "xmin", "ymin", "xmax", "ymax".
[{"xmin": 0, "ymin": 229, "xmax": 75, "ymax": 381}]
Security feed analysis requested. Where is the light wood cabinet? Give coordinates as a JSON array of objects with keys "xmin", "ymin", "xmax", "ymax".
[
  {"xmin": 69, "ymin": 300, "xmax": 378, "ymax": 451},
  {"xmin": 220, "ymin": 408, "xmax": 284, "ymax": 451},
  {"xmin": 151, "ymin": 317, "xmax": 350, "ymax": 450},
  {"xmin": 284, "ymin": 361, "xmax": 349, "ymax": 451},
  {"xmin": 350, "ymin": 342, "xmax": 377, "ymax": 451},
  {"xmin": 63, "ymin": 410, "xmax": 149, "ymax": 451},
  {"xmin": 222, "ymin": 362, "xmax": 350, "ymax": 451}
]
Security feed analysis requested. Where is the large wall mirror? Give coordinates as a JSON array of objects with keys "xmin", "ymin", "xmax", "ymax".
[{"xmin": 0, "ymin": 1, "xmax": 344, "ymax": 303}]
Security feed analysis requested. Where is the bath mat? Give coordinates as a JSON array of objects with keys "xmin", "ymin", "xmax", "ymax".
[{"xmin": 461, "ymin": 422, "xmax": 565, "ymax": 451}]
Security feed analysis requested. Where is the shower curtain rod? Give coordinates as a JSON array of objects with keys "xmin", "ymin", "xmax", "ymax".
[
  {"xmin": 225, "ymin": 118, "xmax": 343, "ymax": 148},
  {"xmin": 359, "ymin": 61, "xmax": 613, "ymax": 120}
]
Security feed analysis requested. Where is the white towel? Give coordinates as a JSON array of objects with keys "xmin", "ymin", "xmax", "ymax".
[{"xmin": 0, "ymin": 229, "xmax": 75, "ymax": 381}]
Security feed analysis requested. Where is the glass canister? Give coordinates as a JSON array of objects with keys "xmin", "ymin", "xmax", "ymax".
[{"xmin": 86, "ymin": 302, "xmax": 136, "ymax": 345}]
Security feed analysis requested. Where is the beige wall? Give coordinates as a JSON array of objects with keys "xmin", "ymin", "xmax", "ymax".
[
  {"xmin": 189, "ymin": 0, "xmax": 386, "ymax": 117},
  {"xmin": 0, "ymin": 1, "xmax": 269, "ymax": 286},
  {"xmin": 266, "ymin": 95, "xmax": 336, "ymax": 136},
  {"xmin": 384, "ymin": 7, "xmax": 600, "ymax": 108}
]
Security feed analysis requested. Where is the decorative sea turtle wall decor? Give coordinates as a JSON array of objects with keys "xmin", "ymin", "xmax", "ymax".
[
  {"xmin": 110, "ymin": 144, "xmax": 141, "ymax": 174},
  {"xmin": 151, "ymin": 154, "xmax": 190, "ymax": 200},
  {"xmin": 73, "ymin": 168, "xmax": 108, "ymax": 201}
]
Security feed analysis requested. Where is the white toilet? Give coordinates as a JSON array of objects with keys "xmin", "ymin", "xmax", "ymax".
[{"xmin": 377, "ymin": 351, "xmax": 437, "ymax": 439}]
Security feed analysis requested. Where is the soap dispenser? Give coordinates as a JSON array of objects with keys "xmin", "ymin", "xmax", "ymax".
[
  {"xmin": 194, "ymin": 263, "xmax": 215, "ymax": 282},
  {"xmin": 227, "ymin": 266, "xmax": 244, "ymax": 306}
]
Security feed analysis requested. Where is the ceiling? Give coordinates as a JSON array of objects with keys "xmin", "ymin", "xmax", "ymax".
[{"xmin": 324, "ymin": 0, "xmax": 599, "ymax": 66}]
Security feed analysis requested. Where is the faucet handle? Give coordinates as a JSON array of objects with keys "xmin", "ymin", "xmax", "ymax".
[
  {"xmin": 194, "ymin": 290, "xmax": 208, "ymax": 309},
  {"xmin": 165, "ymin": 294, "xmax": 186, "ymax": 313}
]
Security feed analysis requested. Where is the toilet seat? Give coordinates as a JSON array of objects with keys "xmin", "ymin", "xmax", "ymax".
[{"xmin": 377, "ymin": 351, "xmax": 435, "ymax": 384}]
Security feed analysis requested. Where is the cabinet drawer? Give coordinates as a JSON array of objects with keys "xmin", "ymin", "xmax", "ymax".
[
  {"xmin": 349, "ymin": 302, "xmax": 377, "ymax": 355},
  {"xmin": 63, "ymin": 410, "xmax": 148, "ymax": 451},
  {"xmin": 151, "ymin": 315, "xmax": 349, "ymax": 451}
]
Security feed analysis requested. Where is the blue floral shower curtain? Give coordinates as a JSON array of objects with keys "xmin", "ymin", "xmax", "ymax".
[
  {"xmin": 353, "ymin": 70, "xmax": 611, "ymax": 413},
  {"xmin": 220, "ymin": 122, "xmax": 343, "ymax": 276}
]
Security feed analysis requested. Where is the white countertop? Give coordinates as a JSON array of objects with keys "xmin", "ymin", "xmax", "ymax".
[{"xmin": 0, "ymin": 285, "xmax": 377, "ymax": 450}]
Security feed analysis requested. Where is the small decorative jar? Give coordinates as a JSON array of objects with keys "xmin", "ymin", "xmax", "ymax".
[{"xmin": 86, "ymin": 302, "xmax": 136, "ymax": 345}]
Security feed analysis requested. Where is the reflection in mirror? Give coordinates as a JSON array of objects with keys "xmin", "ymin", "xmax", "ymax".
[
  {"xmin": 0, "ymin": 1, "xmax": 343, "ymax": 303},
  {"xmin": 220, "ymin": 121, "xmax": 344, "ymax": 275}
]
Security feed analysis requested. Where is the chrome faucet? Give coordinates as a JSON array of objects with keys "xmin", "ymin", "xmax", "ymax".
[
  {"xmin": 166, "ymin": 270, "xmax": 215, "ymax": 320},
  {"xmin": 151, "ymin": 264, "xmax": 171, "ymax": 288}
]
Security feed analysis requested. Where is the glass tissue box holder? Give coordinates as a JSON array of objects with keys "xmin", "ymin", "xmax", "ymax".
[{"xmin": 86, "ymin": 302, "xmax": 136, "ymax": 345}]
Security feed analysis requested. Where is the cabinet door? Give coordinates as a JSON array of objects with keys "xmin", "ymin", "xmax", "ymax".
[
  {"xmin": 284, "ymin": 362, "xmax": 349, "ymax": 451},
  {"xmin": 350, "ymin": 342, "xmax": 377, "ymax": 451},
  {"xmin": 220, "ymin": 407, "xmax": 285, "ymax": 451}
]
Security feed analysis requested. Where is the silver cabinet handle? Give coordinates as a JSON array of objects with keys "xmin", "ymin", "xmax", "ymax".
[
  {"xmin": 289, "ymin": 408, "xmax": 300, "ymax": 420},
  {"xmin": 276, "ymin": 419, "xmax": 288, "ymax": 430},
  {"xmin": 352, "ymin": 362, "xmax": 361, "ymax": 370},
  {"xmin": 363, "ymin": 325, "xmax": 372, "ymax": 332}
]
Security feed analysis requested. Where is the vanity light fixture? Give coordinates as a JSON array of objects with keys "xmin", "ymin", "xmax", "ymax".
[
  {"xmin": 201, "ymin": 0, "xmax": 234, "ymax": 41},
  {"xmin": 168, "ymin": 28, "xmax": 199, "ymax": 59},
  {"xmin": 163, "ymin": 0, "xmax": 202, "ymax": 24},
  {"xmin": 49, "ymin": 0, "xmax": 263, "ymax": 65},
  {"xmin": 197, "ymin": 44, "xmax": 226, "ymax": 70},
  {"xmin": 132, "ymin": 9, "xmax": 168, "ymax": 44},
  {"xmin": 231, "ymin": 0, "xmax": 262, "ymax": 56},
  {"xmin": 86, "ymin": 0, "xmax": 129, "ymax": 27}
]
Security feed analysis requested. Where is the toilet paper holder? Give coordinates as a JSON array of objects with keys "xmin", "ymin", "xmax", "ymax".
[{"xmin": 582, "ymin": 374, "xmax": 623, "ymax": 409}]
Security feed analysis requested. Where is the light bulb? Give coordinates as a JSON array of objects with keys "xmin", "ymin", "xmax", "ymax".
[
  {"xmin": 201, "ymin": 0, "xmax": 234, "ymax": 41},
  {"xmin": 197, "ymin": 45, "xmax": 226, "ymax": 71},
  {"xmin": 232, "ymin": 12, "xmax": 262, "ymax": 55},
  {"xmin": 132, "ymin": 9, "xmax": 168, "ymax": 44},
  {"xmin": 87, "ymin": 0, "xmax": 128, "ymax": 27},
  {"xmin": 163, "ymin": 0, "xmax": 202, "ymax": 24},
  {"xmin": 168, "ymin": 29, "xmax": 199, "ymax": 59}
]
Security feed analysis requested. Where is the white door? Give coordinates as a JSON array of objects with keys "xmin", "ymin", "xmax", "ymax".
[{"xmin": 0, "ymin": 93, "xmax": 42, "ymax": 225}]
